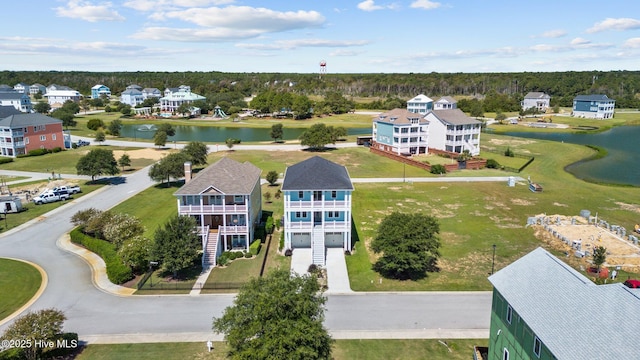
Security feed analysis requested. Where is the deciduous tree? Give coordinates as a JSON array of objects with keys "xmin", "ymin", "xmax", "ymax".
[
  {"xmin": 76, "ymin": 148, "xmax": 119, "ymax": 181},
  {"xmin": 593, "ymin": 246, "xmax": 607, "ymax": 274},
  {"xmin": 299, "ymin": 123, "xmax": 334, "ymax": 150},
  {"xmin": 213, "ymin": 269, "xmax": 332, "ymax": 360},
  {"xmin": 118, "ymin": 153, "xmax": 131, "ymax": 171},
  {"xmin": 153, "ymin": 215, "xmax": 200, "ymax": 278},
  {"xmin": 94, "ymin": 129, "xmax": 106, "ymax": 143},
  {"xmin": 266, "ymin": 170, "xmax": 278, "ymax": 185},
  {"xmin": 0, "ymin": 308, "xmax": 67, "ymax": 360},
  {"xmin": 371, "ymin": 212, "xmax": 441, "ymax": 280},
  {"xmin": 182, "ymin": 141, "xmax": 208, "ymax": 166},
  {"xmin": 108, "ymin": 119, "xmax": 122, "ymax": 136},
  {"xmin": 148, "ymin": 152, "xmax": 190, "ymax": 185}
]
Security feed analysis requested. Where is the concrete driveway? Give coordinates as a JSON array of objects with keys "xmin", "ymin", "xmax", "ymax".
[{"xmin": 290, "ymin": 248, "xmax": 352, "ymax": 294}]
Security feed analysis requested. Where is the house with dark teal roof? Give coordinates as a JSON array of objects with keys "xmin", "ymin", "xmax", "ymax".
[{"xmin": 572, "ymin": 94, "xmax": 615, "ymax": 119}]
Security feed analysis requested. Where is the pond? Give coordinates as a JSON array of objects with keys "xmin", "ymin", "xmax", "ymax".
[
  {"xmin": 120, "ymin": 124, "xmax": 371, "ymax": 143},
  {"xmin": 504, "ymin": 126, "xmax": 640, "ymax": 186}
]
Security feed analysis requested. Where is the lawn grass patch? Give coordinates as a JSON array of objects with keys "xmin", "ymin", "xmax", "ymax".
[{"xmin": 0, "ymin": 258, "xmax": 42, "ymax": 320}]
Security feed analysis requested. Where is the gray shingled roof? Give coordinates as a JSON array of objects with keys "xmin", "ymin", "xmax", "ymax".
[
  {"xmin": 574, "ymin": 94, "xmax": 614, "ymax": 101},
  {"xmin": 0, "ymin": 106, "xmax": 21, "ymax": 118},
  {"xmin": 429, "ymin": 109, "xmax": 481, "ymax": 125},
  {"xmin": 0, "ymin": 92, "xmax": 28, "ymax": 100},
  {"xmin": 0, "ymin": 113, "xmax": 61, "ymax": 127},
  {"xmin": 374, "ymin": 108, "xmax": 429, "ymax": 125},
  {"xmin": 174, "ymin": 157, "xmax": 261, "ymax": 196},
  {"xmin": 282, "ymin": 156, "xmax": 353, "ymax": 191},
  {"xmin": 489, "ymin": 247, "xmax": 640, "ymax": 360},
  {"xmin": 524, "ymin": 92, "xmax": 550, "ymax": 99},
  {"xmin": 435, "ymin": 96, "xmax": 457, "ymax": 104}
]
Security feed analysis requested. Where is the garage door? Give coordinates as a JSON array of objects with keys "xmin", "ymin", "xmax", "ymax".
[
  {"xmin": 291, "ymin": 233, "xmax": 311, "ymax": 248},
  {"xmin": 325, "ymin": 232, "xmax": 343, "ymax": 248}
]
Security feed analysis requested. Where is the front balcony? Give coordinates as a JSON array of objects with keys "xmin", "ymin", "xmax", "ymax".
[
  {"xmin": 285, "ymin": 220, "xmax": 349, "ymax": 231},
  {"xmin": 219, "ymin": 225, "xmax": 248, "ymax": 235},
  {"xmin": 285, "ymin": 200, "xmax": 349, "ymax": 210},
  {"xmin": 178, "ymin": 204, "xmax": 247, "ymax": 215}
]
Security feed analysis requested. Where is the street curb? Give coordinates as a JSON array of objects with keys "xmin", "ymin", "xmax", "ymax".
[{"xmin": 0, "ymin": 258, "xmax": 48, "ymax": 327}]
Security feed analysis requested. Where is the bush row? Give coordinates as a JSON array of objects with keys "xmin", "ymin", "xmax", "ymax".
[
  {"xmin": 70, "ymin": 227, "xmax": 133, "ymax": 284},
  {"xmin": 16, "ymin": 147, "xmax": 63, "ymax": 158},
  {"xmin": 249, "ymin": 240, "xmax": 262, "ymax": 256},
  {"xmin": 0, "ymin": 157, "xmax": 13, "ymax": 164}
]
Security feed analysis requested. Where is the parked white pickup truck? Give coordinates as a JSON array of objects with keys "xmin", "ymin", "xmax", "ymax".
[
  {"xmin": 33, "ymin": 190, "xmax": 70, "ymax": 205},
  {"xmin": 53, "ymin": 185, "xmax": 81, "ymax": 194}
]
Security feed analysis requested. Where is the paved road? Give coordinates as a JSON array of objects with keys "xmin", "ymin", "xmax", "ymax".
[{"xmin": 0, "ymin": 162, "xmax": 492, "ymax": 343}]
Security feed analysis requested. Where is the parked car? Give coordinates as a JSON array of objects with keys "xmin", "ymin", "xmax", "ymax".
[
  {"xmin": 76, "ymin": 140, "xmax": 90, "ymax": 147},
  {"xmin": 623, "ymin": 279, "xmax": 640, "ymax": 288},
  {"xmin": 53, "ymin": 190, "xmax": 71, "ymax": 201},
  {"xmin": 53, "ymin": 185, "xmax": 81, "ymax": 194},
  {"xmin": 33, "ymin": 192, "xmax": 61, "ymax": 205}
]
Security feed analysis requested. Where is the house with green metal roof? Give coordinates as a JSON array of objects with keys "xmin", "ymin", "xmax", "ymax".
[
  {"xmin": 487, "ymin": 247, "xmax": 640, "ymax": 360},
  {"xmin": 175, "ymin": 158, "xmax": 262, "ymax": 269}
]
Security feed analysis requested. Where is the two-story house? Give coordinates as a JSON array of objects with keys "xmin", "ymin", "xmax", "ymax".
[
  {"xmin": 44, "ymin": 89, "xmax": 82, "ymax": 108},
  {"xmin": 406, "ymin": 94, "xmax": 434, "ymax": 115},
  {"xmin": 0, "ymin": 113, "xmax": 64, "ymax": 157},
  {"xmin": 371, "ymin": 108, "xmax": 429, "ymax": 155},
  {"xmin": 424, "ymin": 109, "xmax": 482, "ymax": 156},
  {"xmin": 175, "ymin": 158, "xmax": 262, "ymax": 268},
  {"xmin": 13, "ymin": 83, "xmax": 30, "ymax": 94},
  {"xmin": 572, "ymin": 94, "xmax": 615, "ymax": 119},
  {"xmin": 142, "ymin": 88, "xmax": 162, "ymax": 99},
  {"xmin": 120, "ymin": 88, "xmax": 144, "ymax": 107},
  {"xmin": 521, "ymin": 92, "xmax": 550, "ymax": 112},
  {"xmin": 29, "ymin": 84, "xmax": 46, "ymax": 96},
  {"xmin": 282, "ymin": 156, "xmax": 353, "ymax": 266},
  {"xmin": 434, "ymin": 96, "xmax": 458, "ymax": 110},
  {"xmin": 488, "ymin": 247, "xmax": 640, "ymax": 360},
  {"xmin": 91, "ymin": 84, "xmax": 111, "ymax": 99},
  {"xmin": 164, "ymin": 85, "xmax": 191, "ymax": 97},
  {"xmin": 0, "ymin": 92, "xmax": 33, "ymax": 113},
  {"xmin": 160, "ymin": 90, "xmax": 205, "ymax": 115}
]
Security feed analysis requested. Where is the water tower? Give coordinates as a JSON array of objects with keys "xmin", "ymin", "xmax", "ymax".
[{"xmin": 319, "ymin": 60, "xmax": 327, "ymax": 78}]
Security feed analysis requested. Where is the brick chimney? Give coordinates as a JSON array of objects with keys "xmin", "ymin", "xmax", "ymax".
[{"xmin": 184, "ymin": 161, "xmax": 192, "ymax": 182}]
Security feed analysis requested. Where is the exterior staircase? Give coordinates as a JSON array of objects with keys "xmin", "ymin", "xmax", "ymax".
[
  {"xmin": 203, "ymin": 230, "xmax": 219, "ymax": 269},
  {"xmin": 312, "ymin": 225, "xmax": 325, "ymax": 266}
]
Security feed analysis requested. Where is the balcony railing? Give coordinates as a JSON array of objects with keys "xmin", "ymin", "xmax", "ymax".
[
  {"xmin": 219, "ymin": 225, "xmax": 248, "ymax": 234},
  {"xmin": 285, "ymin": 200, "xmax": 348, "ymax": 209},
  {"xmin": 286, "ymin": 220, "xmax": 349, "ymax": 230},
  {"xmin": 178, "ymin": 204, "xmax": 248, "ymax": 214}
]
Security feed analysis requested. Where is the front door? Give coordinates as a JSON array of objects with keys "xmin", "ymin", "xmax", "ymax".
[{"xmin": 314, "ymin": 212, "xmax": 322, "ymax": 225}]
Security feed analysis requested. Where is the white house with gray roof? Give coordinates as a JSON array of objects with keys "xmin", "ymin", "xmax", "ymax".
[
  {"xmin": 424, "ymin": 109, "xmax": 482, "ymax": 155},
  {"xmin": 434, "ymin": 96, "xmax": 458, "ymax": 110},
  {"xmin": 521, "ymin": 92, "xmax": 550, "ymax": 112},
  {"xmin": 175, "ymin": 157, "xmax": 262, "ymax": 268},
  {"xmin": 0, "ymin": 92, "xmax": 32, "ymax": 113},
  {"xmin": 282, "ymin": 156, "xmax": 353, "ymax": 266},
  {"xmin": 406, "ymin": 94, "xmax": 434, "ymax": 115},
  {"xmin": 488, "ymin": 247, "xmax": 640, "ymax": 360}
]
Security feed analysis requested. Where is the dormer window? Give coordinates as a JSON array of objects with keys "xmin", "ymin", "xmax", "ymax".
[{"xmin": 390, "ymin": 117, "xmax": 397, "ymax": 122}]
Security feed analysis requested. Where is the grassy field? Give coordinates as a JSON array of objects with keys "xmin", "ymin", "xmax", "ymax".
[
  {"xmin": 0, "ymin": 258, "xmax": 42, "ymax": 320},
  {"xmin": 488, "ymin": 112, "xmax": 640, "ymax": 134},
  {"xmin": 74, "ymin": 339, "xmax": 484, "ymax": 360}
]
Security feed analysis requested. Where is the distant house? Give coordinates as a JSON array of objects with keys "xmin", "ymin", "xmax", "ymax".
[
  {"xmin": 125, "ymin": 84, "xmax": 143, "ymax": 91},
  {"xmin": 164, "ymin": 85, "xmax": 191, "ymax": 97},
  {"xmin": 160, "ymin": 90, "xmax": 205, "ymax": 115},
  {"xmin": 13, "ymin": 83, "xmax": 30, "ymax": 94},
  {"xmin": 0, "ymin": 113, "xmax": 64, "ymax": 157},
  {"xmin": 371, "ymin": 108, "xmax": 429, "ymax": 155},
  {"xmin": 521, "ymin": 92, "xmax": 551, "ymax": 112},
  {"xmin": 0, "ymin": 92, "xmax": 33, "ymax": 113},
  {"xmin": 488, "ymin": 247, "xmax": 640, "ymax": 360},
  {"xmin": 424, "ymin": 109, "xmax": 482, "ymax": 156},
  {"xmin": 91, "ymin": 84, "xmax": 111, "ymax": 99},
  {"xmin": 572, "ymin": 94, "xmax": 615, "ymax": 119},
  {"xmin": 282, "ymin": 156, "xmax": 353, "ymax": 266},
  {"xmin": 29, "ymin": 83, "xmax": 46, "ymax": 95},
  {"xmin": 175, "ymin": 158, "xmax": 262, "ymax": 268},
  {"xmin": 406, "ymin": 94, "xmax": 434, "ymax": 115},
  {"xmin": 46, "ymin": 84, "xmax": 72, "ymax": 93},
  {"xmin": 44, "ymin": 90, "xmax": 82, "ymax": 108},
  {"xmin": 142, "ymin": 88, "xmax": 162, "ymax": 99},
  {"xmin": 120, "ymin": 88, "xmax": 144, "ymax": 107},
  {"xmin": 434, "ymin": 96, "xmax": 457, "ymax": 110},
  {"xmin": 0, "ymin": 85, "xmax": 15, "ymax": 93}
]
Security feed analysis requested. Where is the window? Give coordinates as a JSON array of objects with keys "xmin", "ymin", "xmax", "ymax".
[
  {"xmin": 40, "ymin": 135, "xmax": 46, "ymax": 141},
  {"xmin": 234, "ymin": 195, "xmax": 244, "ymax": 204},
  {"xmin": 330, "ymin": 191, "xmax": 337, "ymax": 199},
  {"xmin": 533, "ymin": 337, "xmax": 541, "ymax": 357},
  {"xmin": 401, "ymin": 128, "xmax": 408, "ymax": 133},
  {"xmin": 394, "ymin": 128, "xmax": 399, "ymax": 133},
  {"xmin": 503, "ymin": 348, "xmax": 509, "ymax": 360},
  {"xmin": 298, "ymin": 191, "xmax": 304, "ymax": 199},
  {"xmin": 52, "ymin": 134, "xmax": 56, "ymax": 140},
  {"xmin": 25, "ymin": 137, "xmax": 29, "ymax": 144},
  {"xmin": 506, "ymin": 305, "xmax": 513, "ymax": 324},
  {"xmin": 296, "ymin": 212, "xmax": 301, "ymax": 218}
]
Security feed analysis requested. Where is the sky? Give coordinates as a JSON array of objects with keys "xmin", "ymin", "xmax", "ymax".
[{"xmin": 3, "ymin": 0, "xmax": 640, "ymax": 73}]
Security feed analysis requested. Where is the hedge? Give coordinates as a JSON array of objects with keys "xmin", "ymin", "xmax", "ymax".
[
  {"xmin": 249, "ymin": 240, "xmax": 262, "ymax": 255},
  {"xmin": 70, "ymin": 227, "xmax": 133, "ymax": 284},
  {"xmin": 0, "ymin": 157, "xmax": 13, "ymax": 164}
]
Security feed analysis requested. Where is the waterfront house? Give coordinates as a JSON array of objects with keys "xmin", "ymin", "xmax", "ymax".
[
  {"xmin": 424, "ymin": 109, "xmax": 481, "ymax": 156},
  {"xmin": 44, "ymin": 89, "xmax": 82, "ymax": 108},
  {"xmin": 120, "ymin": 88, "xmax": 144, "ymax": 107},
  {"xmin": 406, "ymin": 94, "xmax": 434, "ymax": 115},
  {"xmin": 371, "ymin": 108, "xmax": 429, "ymax": 155},
  {"xmin": 160, "ymin": 90, "xmax": 205, "ymax": 115},
  {"xmin": 521, "ymin": 92, "xmax": 551, "ymax": 112},
  {"xmin": 572, "ymin": 94, "xmax": 615, "ymax": 119}
]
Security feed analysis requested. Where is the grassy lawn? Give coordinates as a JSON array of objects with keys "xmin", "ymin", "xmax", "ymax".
[
  {"xmin": 0, "ymin": 146, "xmax": 156, "ymax": 174},
  {"xmin": 488, "ymin": 112, "xmax": 640, "ymax": 134},
  {"xmin": 347, "ymin": 133, "xmax": 640, "ymax": 291},
  {"xmin": 74, "ymin": 339, "xmax": 484, "ymax": 360},
  {"xmin": 0, "ymin": 258, "xmax": 42, "ymax": 320}
]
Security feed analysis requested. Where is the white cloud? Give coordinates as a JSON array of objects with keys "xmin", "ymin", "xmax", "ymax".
[
  {"xmin": 539, "ymin": 29, "xmax": 567, "ymax": 38},
  {"xmin": 587, "ymin": 18, "xmax": 640, "ymax": 33},
  {"xmin": 132, "ymin": 6, "xmax": 325, "ymax": 42},
  {"xmin": 570, "ymin": 37, "xmax": 590, "ymax": 45},
  {"xmin": 0, "ymin": 37, "xmax": 175, "ymax": 58},
  {"xmin": 329, "ymin": 49, "xmax": 365, "ymax": 56},
  {"xmin": 54, "ymin": 0, "xmax": 124, "ymax": 22},
  {"xmin": 623, "ymin": 37, "xmax": 640, "ymax": 48},
  {"xmin": 410, "ymin": 0, "xmax": 441, "ymax": 10},
  {"xmin": 123, "ymin": 0, "xmax": 235, "ymax": 12},
  {"xmin": 236, "ymin": 39, "xmax": 370, "ymax": 51},
  {"xmin": 357, "ymin": 0, "xmax": 384, "ymax": 11}
]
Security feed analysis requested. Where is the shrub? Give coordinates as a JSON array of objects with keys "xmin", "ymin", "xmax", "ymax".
[
  {"xmin": 308, "ymin": 264, "xmax": 318, "ymax": 274},
  {"xmin": 244, "ymin": 252, "xmax": 252, "ymax": 258},
  {"xmin": 504, "ymin": 147, "xmax": 514, "ymax": 157},
  {"xmin": 284, "ymin": 248, "xmax": 292, "ymax": 256},
  {"xmin": 87, "ymin": 118, "xmax": 105, "ymax": 131},
  {"xmin": 279, "ymin": 231, "xmax": 284, "ymax": 250},
  {"xmin": 430, "ymin": 164, "xmax": 446, "ymax": 174},
  {"xmin": 0, "ymin": 157, "xmax": 13, "ymax": 164},
  {"xmin": 249, "ymin": 240, "xmax": 262, "ymax": 256},
  {"xmin": 27, "ymin": 148, "xmax": 50, "ymax": 157},
  {"xmin": 485, "ymin": 159, "xmax": 500, "ymax": 169},
  {"xmin": 52, "ymin": 147, "xmax": 63, "ymax": 153},
  {"xmin": 265, "ymin": 216, "xmax": 274, "ymax": 234},
  {"xmin": 70, "ymin": 227, "xmax": 132, "ymax": 284}
]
